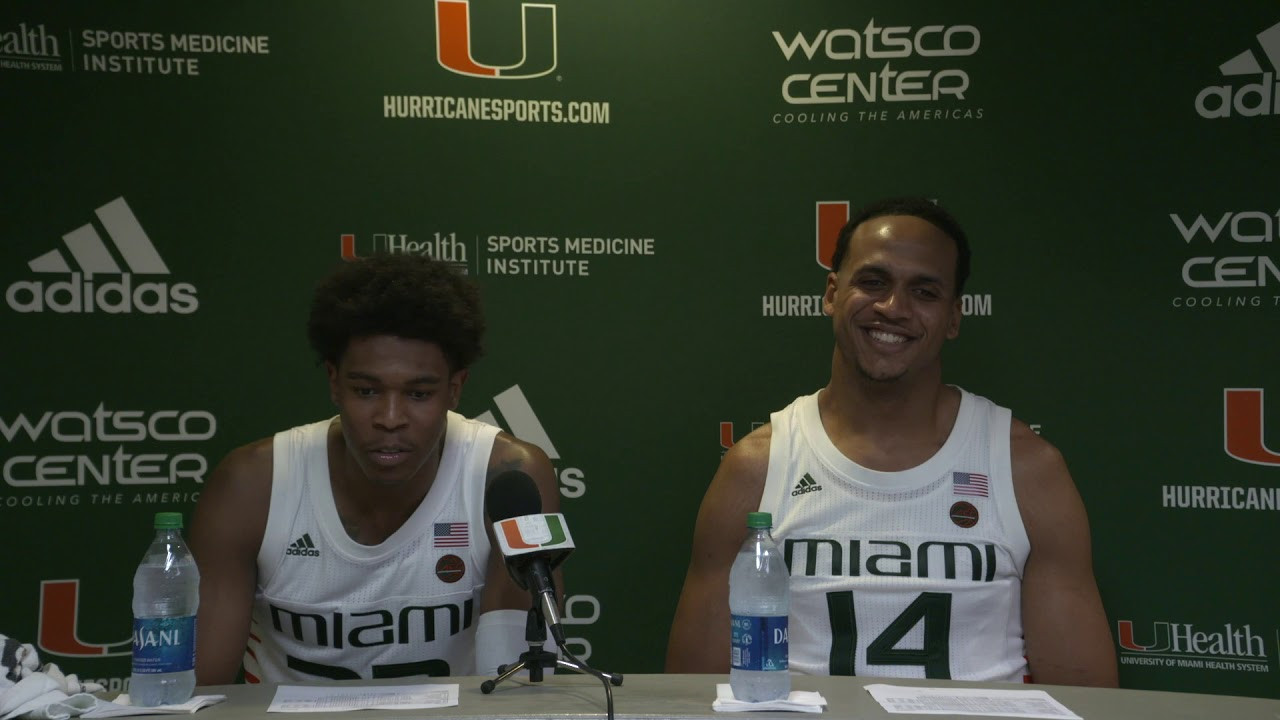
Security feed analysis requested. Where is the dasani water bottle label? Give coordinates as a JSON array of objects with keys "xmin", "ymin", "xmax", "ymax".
[
  {"xmin": 132, "ymin": 616, "xmax": 197, "ymax": 674},
  {"xmin": 730, "ymin": 614, "xmax": 788, "ymax": 671}
]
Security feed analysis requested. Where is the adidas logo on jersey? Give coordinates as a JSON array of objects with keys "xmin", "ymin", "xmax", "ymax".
[
  {"xmin": 286, "ymin": 533, "xmax": 320, "ymax": 557},
  {"xmin": 792, "ymin": 473, "xmax": 823, "ymax": 496}
]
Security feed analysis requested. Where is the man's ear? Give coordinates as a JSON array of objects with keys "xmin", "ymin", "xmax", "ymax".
[
  {"xmin": 449, "ymin": 369, "xmax": 469, "ymax": 410},
  {"xmin": 822, "ymin": 272, "xmax": 838, "ymax": 316},
  {"xmin": 326, "ymin": 361, "xmax": 340, "ymax": 404}
]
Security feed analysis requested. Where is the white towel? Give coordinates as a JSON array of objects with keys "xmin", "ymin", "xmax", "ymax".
[
  {"xmin": 1, "ymin": 636, "xmax": 39, "ymax": 685},
  {"xmin": 0, "ymin": 673, "xmax": 99, "ymax": 720},
  {"xmin": 0, "ymin": 634, "xmax": 105, "ymax": 720}
]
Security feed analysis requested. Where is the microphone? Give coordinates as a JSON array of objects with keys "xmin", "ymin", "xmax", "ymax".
[{"xmin": 485, "ymin": 470, "xmax": 574, "ymax": 644}]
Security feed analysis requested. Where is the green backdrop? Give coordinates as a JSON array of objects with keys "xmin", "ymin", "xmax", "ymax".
[{"xmin": 2, "ymin": 0, "xmax": 1278, "ymax": 699}]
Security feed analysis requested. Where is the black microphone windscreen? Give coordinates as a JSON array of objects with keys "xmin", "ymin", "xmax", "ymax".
[{"xmin": 486, "ymin": 470, "xmax": 542, "ymax": 523}]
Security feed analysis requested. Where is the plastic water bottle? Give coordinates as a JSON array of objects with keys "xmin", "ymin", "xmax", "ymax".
[
  {"xmin": 131, "ymin": 511, "xmax": 199, "ymax": 706},
  {"xmin": 729, "ymin": 511, "xmax": 790, "ymax": 702}
]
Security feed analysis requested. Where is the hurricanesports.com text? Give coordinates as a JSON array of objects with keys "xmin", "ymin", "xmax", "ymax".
[{"xmin": 383, "ymin": 95, "xmax": 609, "ymax": 124}]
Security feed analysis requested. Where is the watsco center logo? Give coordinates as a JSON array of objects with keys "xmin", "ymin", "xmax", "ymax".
[
  {"xmin": 1195, "ymin": 20, "xmax": 1280, "ymax": 118},
  {"xmin": 6, "ymin": 197, "xmax": 198, "ymax": 315},
  {"xmin": 1117, "ymin": 619, "xmax": 1272, "ymax": 674},
  {"xmin": 1169, "ymin": 206, "xmax": 1279, "ymax": 309},
  {"xmin": 1, "ymin": 404, "xmax": 214, "ymax": 505},
  {"xmin": 771, "ymin": 19, "xmax": 984, "ymax": 125},
  {"xmin": 759, "ymin": 201, "xmax": 992, "ymax": 318},
  {"xmin": 383, "ymin": 0, "xmax": 609, "ymax": 125}
]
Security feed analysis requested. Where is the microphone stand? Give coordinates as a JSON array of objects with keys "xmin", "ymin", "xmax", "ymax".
[{"xmin": 481, "ymin": 601, "xmax": 624, "ymax": 720}]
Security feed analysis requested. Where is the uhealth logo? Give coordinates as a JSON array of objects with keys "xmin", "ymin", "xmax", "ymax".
[
  {"xmin": 1196, "ymin": 20, "xmax": 1280, "ymax": 118},
  {"xmin": 6, "ymin": 197, "xmax": 198, "ymax": 314},
  {"xmin": 435, "ymin": 0, "xmax": 557, "ymax": 79},
  {"xmin": 0, "ymin": 22, "xmax": 61, "ymax": 61},
  {"xmin": 1224, "ymin": 388, "xmax": 1280, "ymax": 466},
  {"xmin": 1117, "ymin": 619, "xmax": 1269, "ymax": 670},
  {"xmin": 340, "ymin": 231, "xmax": 470, "ymax": 274}
]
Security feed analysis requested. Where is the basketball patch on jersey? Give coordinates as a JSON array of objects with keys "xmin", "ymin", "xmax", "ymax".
[
  {"xmin": 949, "ymin": 501, "xmax": 979, "ymax": 528},
  {"xmin": 435, "ymin": 554, "xmax": 466, "ymax": 583}
]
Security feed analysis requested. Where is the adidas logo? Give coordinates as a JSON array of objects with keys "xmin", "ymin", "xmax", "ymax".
[
  {"xmin": 285, "ymin": 533, "xmax": 320, "ymax": 557},
  {"xmin": 475, "ymin": 384, "xmax": 559, "ymax": 459},
  {"xmin": 5, "ymin": 196, "xmax": 199, "ymax": 314},
  {"xmin": 1196, "ymin": 19, "xmax": 1280, "ymax": 118},
  {"xmin": 791, "ymin": 473, "xmax": 823, "ymax": 497},
  {"xmin": 474, "ymin": 383, "xmax": 588, "ymax": 499}
]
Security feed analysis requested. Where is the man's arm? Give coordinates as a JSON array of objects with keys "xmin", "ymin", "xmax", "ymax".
[
  {"xmin": 479, "ymin": 433, "xmax": 560, "ymax": 614},
  {"xmin": 665, "ymin": 427, "xmax": 771, "ymax": 673},
  {"xmin": 1012, "ymin": 422, "xmax": 1118, "ymax": 687},
  {"xmin": 189, "ymin": 440, "xmax": 272, "ymax": 685}
]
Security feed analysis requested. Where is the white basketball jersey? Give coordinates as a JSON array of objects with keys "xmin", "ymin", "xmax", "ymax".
[
  {"xmin": 244, "ymin": 412, "xmax": 498, "ymax": 683},
  {"xmin": 760, "ymin": 389, "xmax": 1030, "ymax": 682}
]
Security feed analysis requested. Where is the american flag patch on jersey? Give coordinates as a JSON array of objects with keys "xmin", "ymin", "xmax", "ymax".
[
  {"xmin": 433, "ymin": 522, "xmax": 469, "ymax": 547},
  {"xmin": 952, "ymin": 472, "xmax": 989, "ymax": 497}
]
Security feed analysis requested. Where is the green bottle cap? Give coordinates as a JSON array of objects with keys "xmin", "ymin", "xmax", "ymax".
[
  {"xmin": 746, "ymin": 511, "xmax": 772, "ymax": 529},
  {"xmin": 154, "ymin": 512, "xmax": 184, "ymax": 530}
]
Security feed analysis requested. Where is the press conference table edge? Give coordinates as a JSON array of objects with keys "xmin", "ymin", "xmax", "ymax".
[{"xmin": 193, "ymin": 673, "xmax": 1280, "ymax": 720}]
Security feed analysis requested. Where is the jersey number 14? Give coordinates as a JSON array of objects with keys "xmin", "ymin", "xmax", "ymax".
[{"xmin": 826, "ymin": 590, "xmax": 952, "ymax": 678}]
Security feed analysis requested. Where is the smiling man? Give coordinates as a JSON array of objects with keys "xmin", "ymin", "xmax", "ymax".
[
  {"xmin": 190, "ymin": 254, "xmax": 558, "ymax": 684},
  {"xmin": 667, "ymin": 197, "xmax": 1117, "ymax": 687}
]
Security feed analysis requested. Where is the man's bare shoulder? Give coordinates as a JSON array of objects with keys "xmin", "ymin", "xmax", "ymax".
[
  {"xmin": 1008, "ymin": 417, "xmax": 1086, "ymax": 542},
  {"xmin": 717, "ymin": 423, "xmax": 772, "ymax": 487},
  {"xmin": 211, "ymin": 437, "xmax": 274, "ymax": 486},
  {"xmin": 486, "ymin": 431, "xmax": 558, "ymax": 510},
  {"xmin": 487, "ymin": 431, "xmax": 550, "ymax": 472},
  {"xmin": 191, "ymin": 436, "xmax": 274, "ymax": 560},
  {"xmin": 197, "ymin": 437, "xmax": 275, "ymax": 518},
  {"xmin": 1008, "ymin": 418, "xmax": 1070, "ymax": 493}
]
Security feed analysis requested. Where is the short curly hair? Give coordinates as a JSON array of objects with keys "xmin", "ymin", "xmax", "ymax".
[
  {"xmin": 831, "ymin": 196, "xmax": 971, "ymax": 297},
  {"xmin": 307, "ymin": 254, "xmax": 484, "ymax": 372}
]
